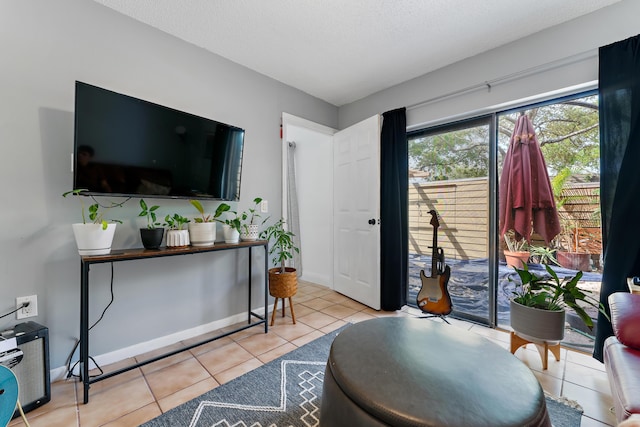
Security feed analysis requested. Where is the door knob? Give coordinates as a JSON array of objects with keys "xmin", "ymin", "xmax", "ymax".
[{"xmin": 368, "ymin": 218, "xmax": 376, "ymax": 225}]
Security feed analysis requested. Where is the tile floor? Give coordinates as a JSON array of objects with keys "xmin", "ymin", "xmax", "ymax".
[{"xmin": 10, "ymin": 281, "xmax": 618, "ymax": 427}]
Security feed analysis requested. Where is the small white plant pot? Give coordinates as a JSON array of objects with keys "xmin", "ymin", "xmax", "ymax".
[
  {"xmin": 166, "ymin": 229, "xmax": 190, "ymax": 247},
  {"xmin": 188, "ymin": 222, "xmax": 216, "ymax": 247},
  {"xmin": 240, "ymin": 224, "xmax": 259, "ymax": 241},
  {"xmin": 72, "ymin": 223, "xmax": 117, "ymax": 256},
  {"xmin": 223, "ymin": 224, "xmax": 240, "ymax": 244}
]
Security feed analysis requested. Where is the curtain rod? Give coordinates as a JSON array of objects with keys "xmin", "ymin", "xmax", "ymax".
[{"xmin": 406, "ymin": 49, "xmax": 598, "ymax": 111}]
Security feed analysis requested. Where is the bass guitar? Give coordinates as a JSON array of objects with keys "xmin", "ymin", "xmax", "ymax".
[{"xmin": 416, "ymin": 209, "xmax": 452, "ymax": 316}]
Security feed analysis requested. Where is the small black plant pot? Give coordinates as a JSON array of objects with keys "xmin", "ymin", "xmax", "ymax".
[{"xmin": 140, "ymin": 228, "xmax": 164, "ymax": 249}]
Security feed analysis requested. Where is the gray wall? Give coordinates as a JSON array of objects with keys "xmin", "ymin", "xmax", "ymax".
[
  {"xmin": 0, "ymin": 0, "xmax": 337, "ymax": 370},
  {"xmin": 338, "ymin": 0, "xmax": 640, "ymax": 130}
]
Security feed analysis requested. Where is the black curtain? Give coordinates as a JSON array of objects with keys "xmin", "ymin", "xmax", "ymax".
[
  {"xmin": 380, "ymin": 108, "xmax": 408, "ymax": 310},
  {"xmin": 593, "ymin": 34, "xmax": 640, "ymax": 361}
]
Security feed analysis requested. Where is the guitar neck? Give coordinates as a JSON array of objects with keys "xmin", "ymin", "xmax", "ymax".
[{"xmin": 431, "ymin": 226, "xmax": 438, "ymax": 278}]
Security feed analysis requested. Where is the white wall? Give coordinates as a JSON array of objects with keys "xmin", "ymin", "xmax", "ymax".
[
  {"xmin": 339, "ymin": 0, "xmax": 640, "ymax": 129},
  {"xmin": 0, "ymin": 0, "xmax": 337, "ymax": 370},
  {"xmin": 282, "ymin": 114, "xmax": 335, "ymax": 287}
]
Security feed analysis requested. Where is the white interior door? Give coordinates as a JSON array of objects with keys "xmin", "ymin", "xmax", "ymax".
[{"xmin": 333, "ymin": 115, "xmax": 381, "ymax": 310}]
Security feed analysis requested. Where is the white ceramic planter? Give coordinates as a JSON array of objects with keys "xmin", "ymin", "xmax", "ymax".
[
  {"xmin": 510, "ymin": 299, "xmax": 565, "ymax": 343},
  {"xmin": 72, "ymin": 223, "xmax": 117, "ymax": 255},
  {"xmin": 166, "ymin": 229, "xmax": 190, "ymax": 247},
  {"xmin": 223, "ymin": 224, "xmax": 240, "ymax": 244},
  {"xmin": 188, "ymin": 222, "xmax": 216, "ymax": 247},
  {"xmin": 240, "ymin": 224, "xmax": 259, "ymax": 241}
]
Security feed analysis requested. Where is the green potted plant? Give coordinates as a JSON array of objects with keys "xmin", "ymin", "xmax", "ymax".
[
  {"xmin": 221, "ymin": 210, "xmax": 242, "ymax": 243},
  {"xmin": 503, "ymin": 229, "xmax": 530, "ymax": 269},
  {"xmin": 509, "ymin": 264, "xmax": 609, "ymax": 342},
  {"xmin": 260, "ymin": 218, "xmax": 300, "ymax": 325},
  {"xmin": 528, "ymin": 244, "xmax": 560, "ymax": 266},
  {"xmin": 554, "ymin": 218, "xmax": 592, "ymax": 271},
  {"xmin": 551, "ymin": 169, "xmax": 594, "ymax": 271},
  {"xmin": 188, "ymin": 200, "xmax": 230, "ymax": 246},
  {"xmin": 164, "ymin": 213, "xmax": 190, "ymax": 247},
  {"xmin": 138, "ymin": 199, "xmax": 163, "ymax": 249},
  {"xmin": 239, "ymin": 197, "xmax": 264, "ymax": 241},
  {"xmin": 62, "ymin": 189, "xmax": 122, "ymax": 255}
]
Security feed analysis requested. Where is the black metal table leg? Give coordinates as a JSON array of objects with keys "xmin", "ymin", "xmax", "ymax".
[
  {"xmin": 264, "ymin": 242, "xmax": 269, "ymax": 333},
  {"xmin": 80, "ymin": 260, "xmax": 90, "ymax": 404},
  {"xmin": 248, "ymin": 247, "xmax": 252, "ymax": 324}
]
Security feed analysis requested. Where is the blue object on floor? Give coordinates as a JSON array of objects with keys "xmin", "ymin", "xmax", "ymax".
[{"xmin": 0, "ymin": 365, "xmax": 18, "ymax": 427}]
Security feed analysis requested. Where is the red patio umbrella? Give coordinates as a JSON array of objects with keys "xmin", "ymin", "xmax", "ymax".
[{"xmin": 499, "ymin": 114, "xmax": 561, "ymax": 244}]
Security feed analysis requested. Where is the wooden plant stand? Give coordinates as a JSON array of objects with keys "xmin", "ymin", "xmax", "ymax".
[
  {"xmin": 268, "ymin": 267, "xmax": 297, "ymax": 326},
  {"xmin": 271, "ymin": 296, "xmax": 296, "ymax": 326},
  {"xmin": 510, "ymin": 331, "xmax": 561, "ymax": 370}
]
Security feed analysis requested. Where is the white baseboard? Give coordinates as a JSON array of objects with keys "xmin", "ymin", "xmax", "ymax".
[
  {"xmin": 299, "ymin": 272, "xmax": 332, "ymax": 288},
  {"xmin": 50, "ymin": 306, "xmax": 270, "ymax": 382}
]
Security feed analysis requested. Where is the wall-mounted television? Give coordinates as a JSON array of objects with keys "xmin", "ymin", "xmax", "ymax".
[{"xmin": 73, "ymin": 81, "xmax": 244, "ymax": 201}]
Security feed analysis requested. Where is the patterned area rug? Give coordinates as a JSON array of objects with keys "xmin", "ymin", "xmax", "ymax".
[{"xmin": 142, "ymin": 325, "xmax": 583, "ymax": 427}]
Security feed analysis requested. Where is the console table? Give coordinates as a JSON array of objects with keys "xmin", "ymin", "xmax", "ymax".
[{"xmin": 79, "ymin": 240, "xmax": 268, "ymax": 404}]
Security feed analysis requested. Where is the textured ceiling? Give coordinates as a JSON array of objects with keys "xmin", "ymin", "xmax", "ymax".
[{"xmin": 92, "ymin": 0, "xmax": 620, "ymax": 106}]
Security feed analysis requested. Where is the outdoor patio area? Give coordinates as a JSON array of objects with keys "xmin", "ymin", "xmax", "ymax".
[{"xmin": 407, "ymin": 253, "xmax": 603, "ymax": 352}]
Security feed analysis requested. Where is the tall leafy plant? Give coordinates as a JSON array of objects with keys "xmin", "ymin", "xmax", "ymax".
[{"xmin": 260, "ymin": 218, "xmax": 299, "ymax": 274}]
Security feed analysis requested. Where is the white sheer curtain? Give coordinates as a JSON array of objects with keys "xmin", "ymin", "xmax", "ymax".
[{"xmin": 287, "ymin": 141, "xmax": 302, "ymax": 276}]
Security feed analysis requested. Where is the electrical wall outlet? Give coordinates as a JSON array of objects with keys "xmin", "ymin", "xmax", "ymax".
[
  {"xmin": 16, "ymin": 295, "xmax": 38, "ymax": 319},
  {"xmin": 260, "ymin": 200, "xmax": 268, "ymax": 213}
]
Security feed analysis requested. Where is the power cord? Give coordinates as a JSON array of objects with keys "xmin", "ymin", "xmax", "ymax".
[
  {"xmin": 0, "ymin": 302, "xmax": 30, "ymax": 320},
  {"xmin": 65, "ymin": 262, "xmax": 115, "ymax": 379},
  {"xmin": 16, "ymin": 398, "xmax": 31, "ymax": 427}
]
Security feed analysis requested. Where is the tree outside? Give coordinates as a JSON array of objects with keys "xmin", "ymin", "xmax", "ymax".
[{"xmin": 409, "ymin": 94, "xmax": 599, "ymax": 183}]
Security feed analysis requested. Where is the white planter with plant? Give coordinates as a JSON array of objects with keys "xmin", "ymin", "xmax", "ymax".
[
  {"xmin": 72, "ymin": 223, "xmax": 117, "ymax": 256},
  {"xmin": 63, "ymin": 189, "xmax": 122, "ymax": 255},
  {"xmin": 509, "ymin": 264, "xmax": 609, "ymax": 342},
  {"xmin": 222, "ymin": 224, "xmax": 240, "ymax": 244},
  {"xmin": 188, "ymin": 200, "xmax": 230, "ymax": 246},
  {"xmin": 219, "ymin": 197, "xmax": 264, "ymax": 243},
  {"xmin": 240, "ymin": 224, "xmax": 260, "ymax": 241},
  {"xmin": 222, "ymin": 208, "xmax": 243, "ymax": 244},
  {"xmin": 164, "ymin": 213, "xmax": 190, "ymax": 248},
  {"xmin": 188, "ymin": 222, "xmax": 216, "ymax": 246},
  {"xmin": 240, "ymin": 198, "xmax": 264, "ymax": 241}
]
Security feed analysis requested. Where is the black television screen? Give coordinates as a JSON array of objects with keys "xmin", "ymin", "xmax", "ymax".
[{"xmin": 73, "ymin": 81, "xmax": 244, "ymax": 201}]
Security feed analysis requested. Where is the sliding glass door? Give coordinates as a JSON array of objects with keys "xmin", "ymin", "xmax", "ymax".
[
  {"xmin": 496, "ymin": 93, "xmax": 601, "ymax": 351},
  {"xmin": 407, "ymin": 90, "xmax": 602, "ymax": 351},
  {"xmin": 407, "ymin": 116, "xmax": 494, "ymax": 325}
]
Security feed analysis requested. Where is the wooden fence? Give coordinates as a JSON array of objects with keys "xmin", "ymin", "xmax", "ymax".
[
  {"xmin": 409, "ymin": 178, "xmax": 601, "ymax": 261},
  {"xmin": 409, "ymin": 177, "xmax": 489, "ymax": 260}
]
